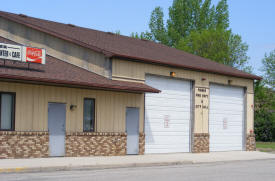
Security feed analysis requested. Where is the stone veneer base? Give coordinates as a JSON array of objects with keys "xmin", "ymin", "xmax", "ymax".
[
  {"xmin": 0, "ymin": 131, "xmax": 49, "ymax": 159},
  {"xmin": 1, "ymin": 131, "xmax": 254, "ymax": 158},
  {"xmin": 0, "ymin": 131, "xmax": 147, "ymax": 158},
  {"xmin": 246, "ymin": 133, "xmax": 256, "ymax": 151},
  {"xmin": 139, "ymin": 133, "xmax": 145, "ymax": 155},
  {"xmin": 193, "ymin": 133, "xmax": 209, "ymax": 153},
  {"xmin": 65, "ymin": 132, "xmax": 127, "ymax": 157}
]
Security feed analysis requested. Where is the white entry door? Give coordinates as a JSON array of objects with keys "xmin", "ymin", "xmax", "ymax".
[
  {"xmin": 48, "ymin": 103, "xmax": 66, "ymax": 156},
  {"xmin": 145, "ymin": 75, "xmax": 191, "ymax": 153},
  {"xmin": 209, "ymin": 84, "xmax": 244, "ymax": 151}
]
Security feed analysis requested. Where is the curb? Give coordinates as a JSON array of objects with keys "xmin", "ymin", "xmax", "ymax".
[
  {"xmin": 1, "ymin": 157, "xmax": 275, "ymax": 174},
  {"xmin": 0, "ymin": 161, "xmax": 194, "ymax": 173},
  {"xmin": 0, "ymin": 167, "xmax": 26, "ymax": 173}
]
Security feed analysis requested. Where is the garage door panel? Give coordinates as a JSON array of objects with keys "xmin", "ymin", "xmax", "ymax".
[
  {"xmin": 145, "ymin": 119, "xmax": 190, "ymax": 124},
  {"xmin": 145, "ymin": 75, "xmax": 191, "ymax": 153},
  {"xmin": 145, "ymin": 104, "xmax": 191, "ymax": 112},
  {"xmin": 145, "ymin": 120, "xmax": 190, "ymax": 126},
  {"xmin": 145, "ymin": 148, "xmax": 189, "ymax": 154},
  {"xmin": 209, "ymin": 84, "xmax": 244, "ymax": 152},
  {"xmin": 210, "ymin": 132, "xmax": 243, "ymax": 137},
  {"xmin": 209, "ymin": 127, "xmax": 243, "ymax": 132},
  {"xmin": 146, "ymin": 132, "xmax": 190, "ymax": 137},
  {"xmin": 146, "ymin": 136, "xmax": 189, "ymax": 143},
  {"xmin": 146, "ymin": 98, "xmax": 191, "ymax": 106},
  {"xmin": 209, "ymin": 115, "xmax": 244, "ymax": 122},
  {"xmin": 146, "ymin": 144, "xmax": 189, "ymax": 150},
  {"xmin": 211, "ymin": 86, "xmax": 243, "ymax": 95},
  {"xmin": 210, "ymin": 97, "xmax": 243, "ymax": 104},
  {"xmin": 146, "ymin": 92, "xmax": 190, "ymax": 99},
  {"xmin": 145, "ymin": 125, "xmax": 190, "ymax": 132},
  {"xmin": 145, "ymin": 120, "xmax": 190, "ymax": 127},
  {"xmin": 209, "ymin": 146, "xmax": 242, "ymax": 152},
  {"xmin": 209, "ymin": 115, "xmax": 244, "ymax": 124},
  {"xmin": 211, "ymin": 137, "xmax": 242, "ymax": 141},
  {"xmin": 146, "ymin": 110, "xmax": 191, "ymax": 118},
  {"xmin": 146, "ymin": 110, "xmax": 190, "ymax": 116},
  {"xmin": 211, "ymin": 102, "xmax": 243, "ymax": 113},
  {"xmin": 209, "ymin": 110, "xmax": 243, "ymax": 115}
]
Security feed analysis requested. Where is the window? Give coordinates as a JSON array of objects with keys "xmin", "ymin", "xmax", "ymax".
[
  {"xmin": 0, "ymin": 93, "xmax": 15, "ymax": 131},
  {"xmin": 83, "ymin": 98, "xmax": 95, "ymax": 132}
]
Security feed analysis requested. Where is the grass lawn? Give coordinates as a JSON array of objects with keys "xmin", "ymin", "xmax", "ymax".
[{"xmin": 256, "ymin": 142, "xmax": 275, "ymax": 152}]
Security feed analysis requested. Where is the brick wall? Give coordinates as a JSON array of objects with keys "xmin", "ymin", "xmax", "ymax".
[
  {"xmin": 65, "ymin": 132, "xmax": 127, "ymax": 157},
  {"xmin": 246, "ymin": 133, "xmax": 256, "ymax": 151},
  {"xmin": 0, "ymin": 131, "xmax": 49, "ymax": 159},
  {"xmin": 0, "ymin": 131, "xmax": 148, "ymax": 159},
  {"xmin": 192, "ymin": 133, "xmax": 209, "ymax": 153},
  {"xmin": 139, "ymin": 133, "xmax": 145, "ymax": 155}
]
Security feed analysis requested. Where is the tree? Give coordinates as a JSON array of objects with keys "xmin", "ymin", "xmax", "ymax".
[
  {"xmin": 254, "ymin": 81, "xmax": 275, "ymax": 141},
  {"xmin": 254, "ymin": 49, "xmax": 275, "ymax": 142},
  {"xmin": 132, "ymin": 0, "xmax": 250, "ymax": 70},
  {"xmin": 176, "ymin": 28, "xmax": 249, "ymax": 69},
  {"xmin": 261, "ymin": 49, "xmax": 275, "ymax": 89},
  {"xmin": 130, "ymin": 31, "xmax": 153, "ymax": 40},
  {"xmin": 149, "ymin": 7, "xmax": 169, "ymax": 44}
]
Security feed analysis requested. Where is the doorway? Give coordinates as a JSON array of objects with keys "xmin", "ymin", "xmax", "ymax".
[
  {"xmin": 48, "ymin": 103, "xmax": 66, "ymax": 156},
  {"xmin": 126, "ymin": 107, "xmax": 140, "ymax": 155}
]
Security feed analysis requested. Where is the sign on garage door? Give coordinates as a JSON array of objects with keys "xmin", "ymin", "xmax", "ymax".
[
  {"xmin": 145, "ymin": 75, "xmax": 192, "ymax": 153},
  {"xmin": 209, "ymin": 84, "xmax": 245, "ymax": 151}
]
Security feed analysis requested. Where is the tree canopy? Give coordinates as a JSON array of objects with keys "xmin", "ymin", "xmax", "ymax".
[
  {"xmin": 254, "ymin": 49, "xmax": 275, "ymax": 141},
  {"xmin": 261, "ymin": 49, "xmax": 275, "ymax": 89},
  {"xmin": 132, "ymin": 0, "xmax": 249, "ymax": 70}
]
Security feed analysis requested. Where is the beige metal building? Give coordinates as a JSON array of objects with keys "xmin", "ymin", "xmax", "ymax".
[{"xmin": 0, "ymin": 11, "xmax": 260, "ymax": 158}]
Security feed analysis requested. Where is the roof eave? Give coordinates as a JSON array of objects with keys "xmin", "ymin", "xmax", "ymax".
[{"xmin": 0, "ymin": 74, "xmax": 160, "ymax": 93}]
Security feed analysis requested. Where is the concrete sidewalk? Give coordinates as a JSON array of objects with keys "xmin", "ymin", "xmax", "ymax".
[{"xmin": 0, "ymin": 151, "xmax": 275, "ymax": 173}]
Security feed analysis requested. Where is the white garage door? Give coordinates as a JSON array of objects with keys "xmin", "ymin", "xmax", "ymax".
[
  {"xmin": 145, "ymin": 75, "xmax": 191, "ymax": 153},
  {"xmin": 209, "ymin": 84, "xmax": 244, "ymax": 151}
]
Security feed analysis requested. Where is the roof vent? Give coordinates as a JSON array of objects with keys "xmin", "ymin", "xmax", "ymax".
[
  {"xmin": 18, "ymin": 14, "xmax": 28, "ymax": 18},
  {"xmin": 67, "ymin": 23, "xmax": 76, "ymax": 27}
]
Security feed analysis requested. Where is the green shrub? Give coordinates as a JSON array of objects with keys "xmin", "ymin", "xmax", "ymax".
[{"xmin": 254, "ymin": 81, "xmax": 275, "ymax": 141}]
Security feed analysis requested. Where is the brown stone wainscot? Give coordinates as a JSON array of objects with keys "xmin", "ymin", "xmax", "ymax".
[
  {"xmin": 193, "ymin": 133, "xmax": 209, "ymax": 153},
  {"xmin": 246, "ymin": 133, "xmax": 256, "ymax": 151},
  {"xmin": 0, "ymin": 131, "xmax": 49, "ymax": 159},
  {"xmin": 65, "ymin": 132, "xmax": 127, "ymax": 157},
  {"xmin": 0, "ymin": 131, "xmax": 148, "ymax": 158},
  {"xmin": 139, "ymin": 132, "xmax": 145, "ymax": 155}
]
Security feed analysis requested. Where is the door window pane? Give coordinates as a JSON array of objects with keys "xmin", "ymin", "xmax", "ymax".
[
  {"xmin": 1, "ymin": 94, "xmax": 14, "ymax": 130},
  {"xmin": 83, "ymin": 99, "xmax": 95, "ymax": 132}
]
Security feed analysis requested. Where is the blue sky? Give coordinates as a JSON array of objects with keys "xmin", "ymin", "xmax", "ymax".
[{"xmin": 1, "ymin": 0, "xmax": 274, "ymax": 76}]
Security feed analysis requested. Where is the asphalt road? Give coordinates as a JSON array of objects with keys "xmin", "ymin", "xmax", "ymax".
[{"xmin": 1, "ymin": 159, "xmax": 275, "ymax": 181}]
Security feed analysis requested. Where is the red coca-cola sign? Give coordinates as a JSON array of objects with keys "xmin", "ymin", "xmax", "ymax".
[{"xmin": 25, "ymin": 47, "xmax": 43, "ymax": 64}]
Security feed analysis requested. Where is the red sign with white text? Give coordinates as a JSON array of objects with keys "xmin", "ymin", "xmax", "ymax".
[{"xmin": 25, "ymin": 47, "xmax": 43, "ymax": 64}]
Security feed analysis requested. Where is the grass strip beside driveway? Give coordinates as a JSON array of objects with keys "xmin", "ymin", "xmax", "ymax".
[{"xmin": 256, "ymin": 142, "xmax": 275, "ymax": 152}]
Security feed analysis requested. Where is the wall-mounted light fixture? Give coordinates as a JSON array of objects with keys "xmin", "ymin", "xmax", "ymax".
[
  {"xmin": 170, "ymin": 71, "xmax": 176, "ymax": 77},
  {"xmin": 70, "ymin": 105, "xmax": 77, "ymax": 111}
]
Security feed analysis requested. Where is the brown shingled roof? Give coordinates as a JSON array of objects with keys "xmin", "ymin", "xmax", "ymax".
[
  {"xmin": 0, "ymin": 11, "xmax": 261, "ymax": 80},
  {"xmin": 0, "ymin": 37, "xmax": 159, "ymax": 93}
]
